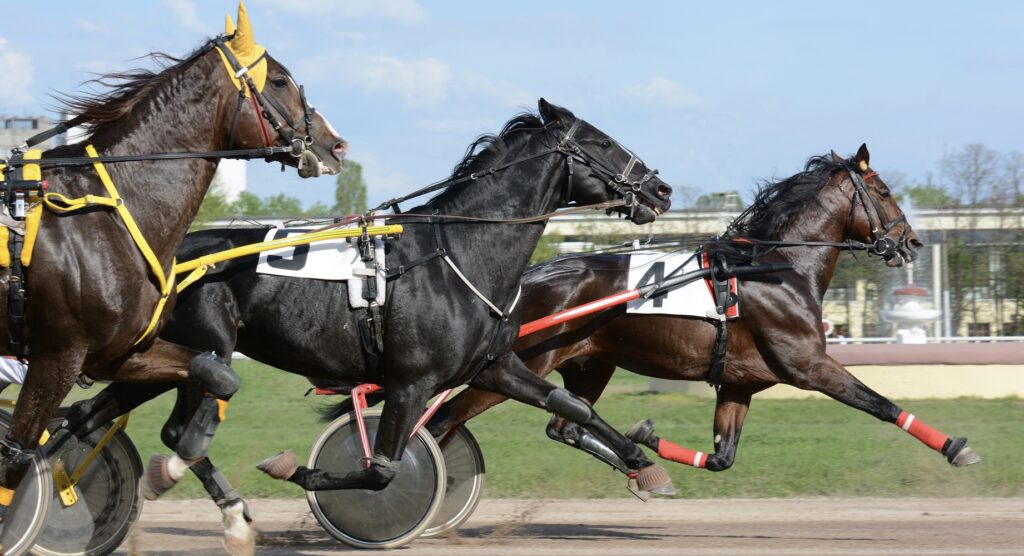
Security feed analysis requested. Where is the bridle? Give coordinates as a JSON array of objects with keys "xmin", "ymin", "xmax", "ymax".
[
  {"xmin": 209, "ymin": 34, "xmax": 315, "ymax": 162},
  {"xmin": 556, "ymin": 120, "xmax": 662, "ymax": 220},
  {"xmin": 366, "ymin": 119, "xmax": 663, "ymax": 221},
  {"xmin": 842, "ymin": 163, "xmax": 909, "ymax": 259}
]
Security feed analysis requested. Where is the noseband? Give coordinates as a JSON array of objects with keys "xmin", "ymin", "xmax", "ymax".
[
  {"xmin": 844, "ymin": 164, "xmax": 908, "ymax": 259},
  {"xmin": 556, "ymin": 121, "xmax": 661, "ymax": 218},
  {"xmin": 210, "ymin": 35, "xmax": 315, "ymax": 158}
]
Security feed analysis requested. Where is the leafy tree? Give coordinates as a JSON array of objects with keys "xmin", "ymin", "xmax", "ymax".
[
  {"xmin": 694, "ymin": 191, "xmax": 743, "ymax": 211},
  {"xmin": 193, "ymin": 178, "xmax": 233, "ymax": 228},
  {"xmin": 304, "ymin": 201, "xmax": 332, "ymax": 216},
  {"xmin": 334, "ymin": 160, "xmax": 368, "ymax": 215},
  {"xmin": 262, "ymin": 194, "xmax": 303, "ymax": 216},
  {"xmin": 232, "ymin": 191, "xmax": 266, "ymax": 216},
  {"xmin": 530, "ymin": 234, "xmax": 563, "ymax": 264}
]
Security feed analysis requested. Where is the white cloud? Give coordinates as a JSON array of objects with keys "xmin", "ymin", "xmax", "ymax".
[
  {"xmin": 355, "ymin": 152, "xmax": 413, "ymax": 199},
  {"xmin": 259, "ymin": 0, "xmax": 427, "ymax": 25},
  {"xmin": 0, "ymin": 37, "xmax": 33, "ymax": 108},
  {"xmin": 457, "ymin": 73, "xmax": 533, "ymax": 108},
  {"xmin": 351, "ymin": 56, "xmax": 452, "ymax": 107},
  {"xmin": 75, "ymin": 20, "xmax": 110, "ymax": 35},
  {"xmin": 622, "ymin": 76, "xmax": 702, "ymax": 108},
  {"xmin": 162, "ymin": 0, "xmax": 207, "ymax": 34}
]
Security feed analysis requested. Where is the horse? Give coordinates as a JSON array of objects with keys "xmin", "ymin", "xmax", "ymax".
[
  {"xmin": 0, "ymin": 5, "xmax": 345, "ymax": 553},
  {"xmin": 66, "ymin": 98, "xmax": 674, "ymax": 544},
  {"xmin": 427, "ymin": 145, "xmax": 981, "ymax": 480}
]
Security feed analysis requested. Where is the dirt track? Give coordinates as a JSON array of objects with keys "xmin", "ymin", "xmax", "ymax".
[{"xmin": 119, "ymin": 497, "xmax": 1023, "ymax": 555}]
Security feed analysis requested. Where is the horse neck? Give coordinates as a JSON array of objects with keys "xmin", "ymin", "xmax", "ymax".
[
  {"xmin": 72, "ymin": 53, "xmax": 229, "ymax": 263},
  {"xmin": 774, "ymin": 179, "xmax": 852, "ymax": 300},
  {"xmin": 421, "ymin": 145, "xmax": 566, "ymax": 304}
]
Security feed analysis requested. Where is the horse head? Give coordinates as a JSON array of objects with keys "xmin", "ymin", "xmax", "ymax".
[
  {"xmin": 831, "ymin": 144, "xmax": 922, "ymax": 267},
  {"xmin": 538, "ymin": 99, "xmax": 672, "ymax": 224},
  {"xmin": 215, "ymin": 2, "xmax": 347, "ymax": 177}
]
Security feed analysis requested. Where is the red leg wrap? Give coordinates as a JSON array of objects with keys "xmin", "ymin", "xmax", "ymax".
[
  {"xmin": 657, "ymin": 439, "xmax": 707, "ymax": 468},
  {"xmin": 896, "ymin": 411, "xmax": 949, "ymax": 452}
]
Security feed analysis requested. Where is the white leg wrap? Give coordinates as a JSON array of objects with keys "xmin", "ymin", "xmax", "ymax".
[{"xmin": 167, "ymin": 454, "xmax": 190, "ymax": 481}]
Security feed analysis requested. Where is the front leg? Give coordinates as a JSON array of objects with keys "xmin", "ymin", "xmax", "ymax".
[
  {"xmin": 259, "ymin": 385, "xmax": 433, "ymax": 491},
  {"xmin": 471, "ymin": 353, "xmax": 674, "ymax": 496}
]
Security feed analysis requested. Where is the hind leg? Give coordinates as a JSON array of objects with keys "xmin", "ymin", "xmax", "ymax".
[
  {"xmin": 471, "ymin": 353, "xmax": 674, "ymax": 496},
  {"xmin": 629, "ymin": 384, "xmax": 760, "ymax": 471},
  {"xmin": 787, "ymin": 353, "xmax": 979, "ymax": 466}
]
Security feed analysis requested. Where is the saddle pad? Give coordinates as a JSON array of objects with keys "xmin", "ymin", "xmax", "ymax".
[
  {"xmin": 625, "ymin": 251, "xmax": 738, "ymax": 318},
  {"xmin": 255, "ymin": 227, "xmax": 385, "ymax": 308}
]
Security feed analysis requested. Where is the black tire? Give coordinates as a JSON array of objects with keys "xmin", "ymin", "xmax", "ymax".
[
  {"xmin": 421, "ymin": 425, "xmax": 485, "ymax": 538},
  {"xmin": 306, "ymin": 408, "xmax": 446, "ymax": 549},
  {"xmin": 32, "ymin": 410, "xmax": 143, "ymax": 556},
  {"xmin": 0, "ymin": 410, "xmax": 51, "ymax": 556}
]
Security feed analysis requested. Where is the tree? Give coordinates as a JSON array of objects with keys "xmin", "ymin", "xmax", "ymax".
[
  {"xmin": 192, "ymin": 177, "xmax": 233, "ymax": 229},
  {"xmin": 899, "ymin": 177, "xmax": 955, "ymax": 208},
  {"xmin": 530, "ymin": 233, "xmax": 563, "ymax": 264},
  {"xmin": 262, "ymin": 194, "xmax": 303, "ymax": 216},
  {"xmin": 334, "ymin": 160, "xmax": 368, "ymax": 215},
  {"xmin": 693, "ymin": 191, "xmax": 743, "ymax": 211}
]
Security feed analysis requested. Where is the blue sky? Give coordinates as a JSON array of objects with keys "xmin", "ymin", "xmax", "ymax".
[{"xmin": 1, "ymin": 1, "xmax": 1021, "ymax": 209}]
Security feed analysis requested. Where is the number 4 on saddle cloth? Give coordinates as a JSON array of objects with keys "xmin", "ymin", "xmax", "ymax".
[{"xmin": 627, "ymin": 250, "xmax": 739, "ymax": 386}]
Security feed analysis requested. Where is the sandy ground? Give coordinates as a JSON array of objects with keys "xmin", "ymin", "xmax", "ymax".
[{"xmin": 115, "ymin": 497, "xmax": 1024, "ymax": 555}]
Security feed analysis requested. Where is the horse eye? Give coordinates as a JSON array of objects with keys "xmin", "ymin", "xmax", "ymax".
[
  {"xmin": 271, "ymin": 77, "xmax": 288, "ymax": 89},
  {"xmin": 601, "ymin": 139, "xmax": 612, "ymax": 148},
  {"xmin": 879, "ymin": 187, "xmax": 891, "ymax": 198}
]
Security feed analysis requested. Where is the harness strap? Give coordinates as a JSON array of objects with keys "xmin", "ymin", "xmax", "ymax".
[{"xmin": 42, "ymin": 145, "xmax": 176, "ymax": 345}]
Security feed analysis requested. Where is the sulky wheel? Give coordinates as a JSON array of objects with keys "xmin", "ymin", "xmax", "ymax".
[
  {"xmin": 306, "ymin": 407, "xmax": 446, "ymax": 550},
  {"xmin": 0, "ymin": 410, "xmax": 52, "ymax": 556},
  {"xmin": 31, "ymin": 410, "xmax": 143, "ymax": 556},
  {"xmin": 421, "ymin": 425, "xmax": 485, "ymax": 538}
]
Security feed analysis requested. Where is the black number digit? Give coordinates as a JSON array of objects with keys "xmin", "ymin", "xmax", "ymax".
[
  {"xmin": 266, "ymin": 229, "xmax": 311, "ymax": 270},
  {"xmin": 635, "ymin": 261, "xmax": 667, "ymax": 308}
]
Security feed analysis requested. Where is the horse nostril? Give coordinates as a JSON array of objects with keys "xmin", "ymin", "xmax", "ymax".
[
  {"xmin": 333, "ymin": 141, "xmax": 349, "ymax": 159},
  {"xmin": 657, "ymin": 184, "xmax": 672, "ymax": 199}
]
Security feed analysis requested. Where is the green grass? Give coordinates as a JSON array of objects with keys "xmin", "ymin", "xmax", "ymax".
[{"xmin": 17, "ymin": 361, "xmax": 1024, "ymax": 499}]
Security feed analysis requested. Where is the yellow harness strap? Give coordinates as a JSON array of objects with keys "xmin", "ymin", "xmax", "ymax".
[{"xmin": 42, "ymin": 145, "xmax": 176, "ymax": 345}]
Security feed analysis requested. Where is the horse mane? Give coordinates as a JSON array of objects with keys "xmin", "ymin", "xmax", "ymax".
[
  {"xmin": 724, "ymin": 154, "xmax": 845, "ymax": 239},
  {"xmin": 53, "ymin": 44, "xmax": 209, "ymax": 137}
]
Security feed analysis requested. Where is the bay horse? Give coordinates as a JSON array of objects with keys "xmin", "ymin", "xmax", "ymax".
[
  {"xmin": 0, "ymin": 4, "xmax": 345, "ymax": 551},
  {"xmin": 68, "ymin": 99, "xmax": 674, "ymax": 543},
  {"xmin": 429, "ymin": 145, "xmax": 980, "ymax": 479}
]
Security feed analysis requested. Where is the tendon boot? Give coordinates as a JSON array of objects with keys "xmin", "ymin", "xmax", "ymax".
[{"xmin": 547, "ymin": 417, "xmax": 629, "ymax": 473}]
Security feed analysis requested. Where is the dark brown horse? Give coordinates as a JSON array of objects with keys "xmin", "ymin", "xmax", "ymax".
[
  {"xmin": 429, "ymin": 145, "xmax": 980, "ymax": 479},
  {"xmin": 0, "ymin": 6, "xmax": 345, "ymax": 551}
]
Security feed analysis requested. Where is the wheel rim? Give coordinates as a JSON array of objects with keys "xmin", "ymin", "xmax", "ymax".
[
  {"xmin": 33, "ymin": 416, "xmax": 142, "ymax": 556},
  {"xmin": 0, "ymin": 413, "xmax": 50, "ymax": 556},
  {"xmin": 307, "ymin": 409, "xmax": 445, "ymax": 548},
  {"xmin": 421, "ymin": 426, "xmax": 484, "ymax": 538}
]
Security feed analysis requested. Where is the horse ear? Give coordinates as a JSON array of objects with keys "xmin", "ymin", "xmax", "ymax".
[
  {"xmin": 232, "ymin": 1, "xmax": 257, "ymax": 56},
  {"xmin": 830, "ymin": 150, "xmax": 845, "ymax": 164},
  {"xmin": 854, "ymin": 143, "xmax": 870, "ymax": 172},
  {"xmin": 538, "ymin": 98, "xmax": 575, "ymax": 127}
]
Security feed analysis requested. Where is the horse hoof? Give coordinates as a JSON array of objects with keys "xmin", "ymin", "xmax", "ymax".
[
  {"xmin": 635, "ymin": 463, "xmax": 676, "ymax": 497},
  {"xmin": 142, "ymin": 454, "xmax": 178, "ymax": 501},
  {"xmin": 946, "ymin": 437, "xmax": 981, "ymax": 467},
  {"xmin": 626, "ymin": 419, "xmax": 656, "ymax": 446},
  {"xmin": 257, "ymin": 450, "xmax": 298, "ymax": 480},
  {"xmin": 222, "ymin": 500, "xmax": 256, "ymax": 556}
]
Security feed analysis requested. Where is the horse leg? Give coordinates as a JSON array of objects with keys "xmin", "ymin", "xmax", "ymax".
[
  {"xmin": 790, "ymin": 354, "xmax": 980, "ymax": 466},
  {"xmin": 105, "ymin": 339, "xmax": 241, "ymax": 499},
  {"xmin": 0, "ymin": 348, "xmax": 83, "ymax": 523},
  {"xmin": 541, "ymin": 359, "xmax": 631, "ymax": 471},
  {"xmin": 628, "ymin": 385, "xmax": 755, "ymax": 471},
  {"xmin": 258, "ymin": 384, "xmax": 433, "ymax": 492},
  {"xmin": 470, "ymin": 353, "xmax": 675, "ymax": 496}
]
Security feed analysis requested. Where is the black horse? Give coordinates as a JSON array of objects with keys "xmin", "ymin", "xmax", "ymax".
[{"xmin": 64, "ymin": 99, "xmax": 673, "ymax": 545}]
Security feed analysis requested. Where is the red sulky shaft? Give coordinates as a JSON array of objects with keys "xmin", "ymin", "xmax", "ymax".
[{"xmin": 518, "ymin": 289, "xmax": 640, "ymax": 337}]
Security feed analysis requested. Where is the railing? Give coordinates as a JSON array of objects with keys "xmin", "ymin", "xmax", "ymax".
[{"xmin": 827, "ymin": 336, "xmax": 1024, "ymax": 345}]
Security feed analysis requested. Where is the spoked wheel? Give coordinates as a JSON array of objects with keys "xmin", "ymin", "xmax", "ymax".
[
  {"xmin": 306, "ymin": 408, "xmax": 446, "ymax": 549},
  {"xmin": 32, "ymin": 410, "xmax": 143, "ymax": 556},
  {"xmin": 0, "ymin": 411, "xmax": 52, "ymax": 556},
  {"xmin": 421, "ymin": 425, "xmax": 485, "ymax": 538}
]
